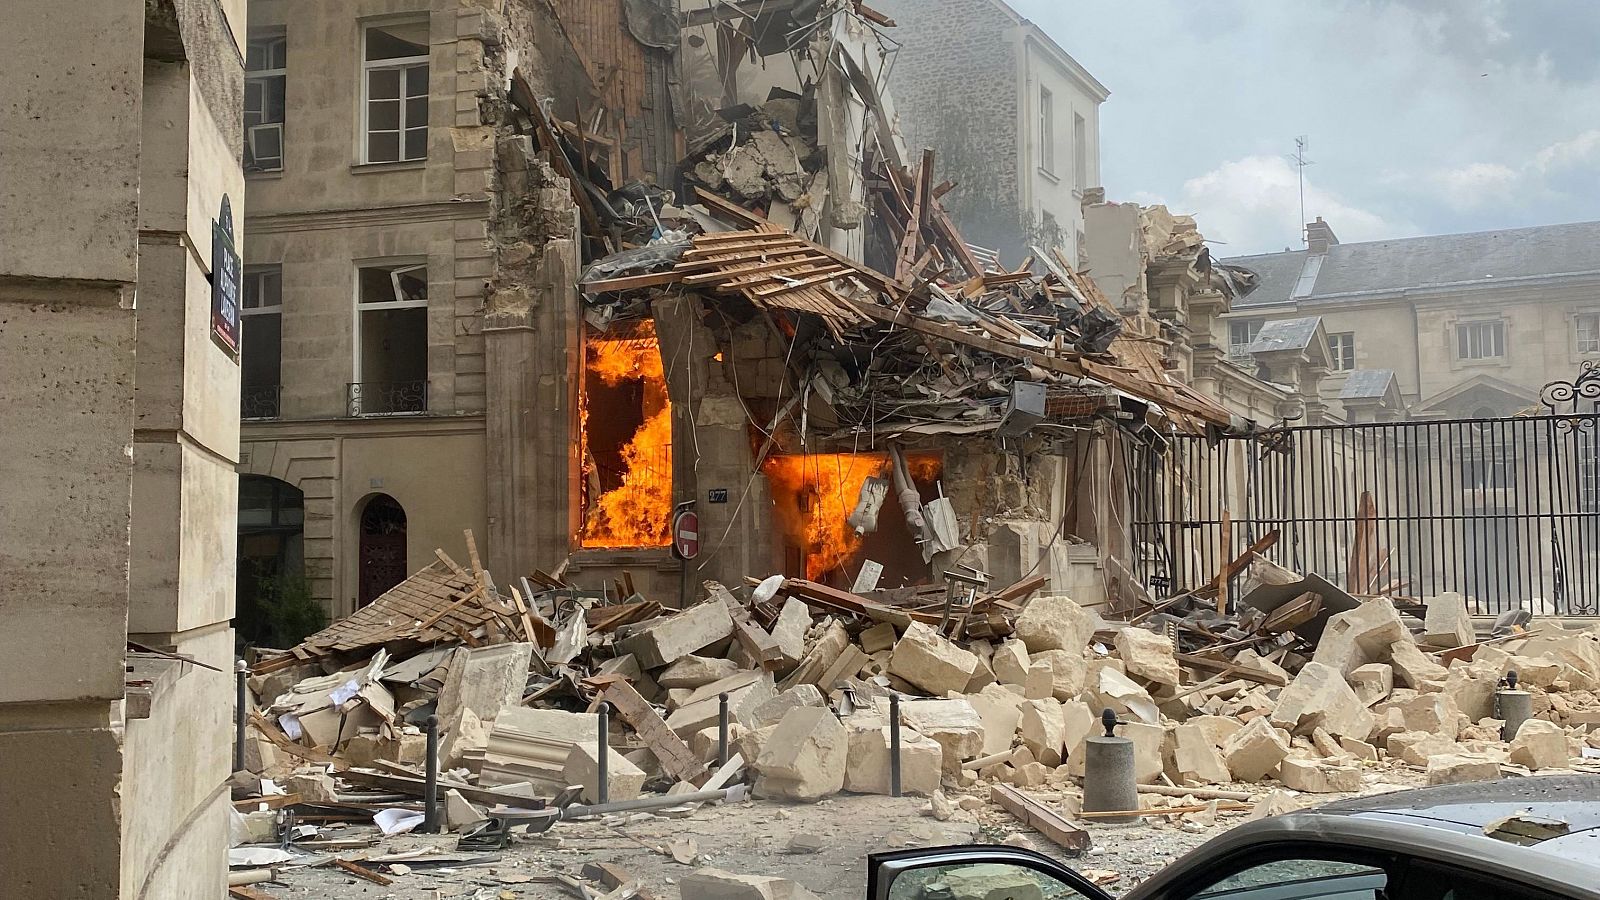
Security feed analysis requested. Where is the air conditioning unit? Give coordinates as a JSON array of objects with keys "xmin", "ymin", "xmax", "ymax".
[{"xmin": 247, "ymin": 123, "xmax": 283, "ymax": 171}]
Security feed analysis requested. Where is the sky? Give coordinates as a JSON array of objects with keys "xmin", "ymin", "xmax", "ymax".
[{"xmin": 1009, "ymin": 0, "xmax": 1600, "ymax": 257}]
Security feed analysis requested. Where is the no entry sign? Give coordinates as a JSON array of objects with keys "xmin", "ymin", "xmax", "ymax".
[{"xmin": 672, "ymin": 508, "xmax": 700, "ymax": 560}]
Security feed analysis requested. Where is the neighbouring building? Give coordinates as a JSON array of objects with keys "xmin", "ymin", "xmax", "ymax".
[
  {"xmin": 0, "ymin": 0, "xmax": 245, "ymax": 896},
  {"xmin": 1219, "ymin": 218, "xmax": 1600, "ymax": 422},
  {"xmin": 876, "ymin": 0, "xmax": 1108, "ymax": 266}
]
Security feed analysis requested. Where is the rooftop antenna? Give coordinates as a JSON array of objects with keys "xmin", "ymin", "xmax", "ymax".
[{"xmin": 1290, "ymin": 136, "xmax": 1313, "ymax": 246}]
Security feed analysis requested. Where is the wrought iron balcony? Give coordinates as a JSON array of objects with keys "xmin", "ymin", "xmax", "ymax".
[
  {"xmin": 240, "ymin": 384, "xmax": 282, "ymax": 420},
  {"xmin": 348, "ymin": 380, "xmax": 427, "ymax": 417}
]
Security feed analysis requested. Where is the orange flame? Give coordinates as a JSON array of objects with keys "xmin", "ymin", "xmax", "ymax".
[
  {"xmin": 762, "ymin": 452, "xmax": 941, "ymax": 580},
  {"xmin": 581, "ymin": 325, "xmax": 673, "ymax": 549}
]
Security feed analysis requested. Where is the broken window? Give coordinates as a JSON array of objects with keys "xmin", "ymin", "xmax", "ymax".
[
  {"xmin": 241, "ymin": 265, "xmax": 283, "ymax": 419},
  {"xmin": 762, "ymin": 451, "xmax": 942, "ymax": 586},
  {"xmin": 1073, "ymin": 113, "xmax": 1087, "ymax": 192},
  {"xmin": 362, "ymin": 19, "xmax": 429, "ymax": 164},
  {"xmin": 580, "ymin": 322, "xmax": 672, "ymax": 548},
  {"xmin": 1578, "ymin": 313, "xmax": 1600, "ymax": 354},
  {"xmin": 1039, "ymin": 87, "xmax": 1055, "ymax": 174},
  {"xmin": 245, "ymin": 33, "xmax": 286, "ymax": 172},
  {"xmin": 1456, "ymin": 320, "xmax": 1505, "ymax": 360},
  {"xmin": 1229, "ymin": 319, "xmax": 1263, "ymax": 360},
  {"xmin": 1328, "ymin": 331, "xmax": 1356, "ymax": 371},
  {"xmin": 351, "ymin": 262, "xmax": 428, "ymax": 416}
]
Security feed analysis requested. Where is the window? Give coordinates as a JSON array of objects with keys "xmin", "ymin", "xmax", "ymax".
[
  {"xmin": 245, "ymin": 34, "xmax": 286, "ymax": 172},
  {"xmin": 1073, "ymin": 113, "xmax": 1087, "ymax": 192},
  {"xmin": 362, "ymin": 19, "xmax": 430, "ymax": 164},
  {"xmin": 352, "ymin": 262, "xmax": 428, "ymax": 415},
  {"xmin": 1192, "ymin": 858, "xmax": 1388, "ymax": 899},
  {"xmin": 1039, "ymin": 87, "xmax": 1055, "ymax": 174},
  {"xmin": 1578, "ymin": 313, "xmax": 1600, "ymax": 354},
  {"xmin": 1229, "ymin": 319, "xmax": 1263, "ymax": 360},
  {"xmin": 1456, "ymin": 320, "xmax": 1505, "ymax": 360},
  {"xmin": 1328, "ymin": 332, "xmax": 1355, "ymax": 371},
  {"xmin": 241, "ymin": 266, "xmax": 283, "ymax": 419}
]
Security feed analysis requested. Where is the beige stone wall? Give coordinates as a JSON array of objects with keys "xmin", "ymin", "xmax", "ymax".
[{"xmin": 243, "ymin": 419, "xmax": 487, "ymax": 617}]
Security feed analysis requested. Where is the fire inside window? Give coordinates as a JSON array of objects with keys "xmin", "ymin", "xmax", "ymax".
[
  {"xmin": 580, "ymin": 323, "xmax": 672, "ymax": 548},
  {"xmin": 763, "ymin": 451, "xmax": 941, "ymax": 584}
]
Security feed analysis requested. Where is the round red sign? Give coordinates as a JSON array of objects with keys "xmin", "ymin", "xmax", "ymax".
[{"xmin": 672, "ymin": 509, "xmax": 700, "ymax": 560}]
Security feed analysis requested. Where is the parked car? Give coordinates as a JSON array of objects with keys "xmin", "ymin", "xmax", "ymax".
[{"xmin": 870, "ymin": 776, "xmax": 1600, "ymax": 900}]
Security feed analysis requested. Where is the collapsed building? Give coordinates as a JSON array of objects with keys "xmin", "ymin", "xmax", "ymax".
[{"xmin": 237, "ymin": 0, "xmax": 1273, "ymax": 631}]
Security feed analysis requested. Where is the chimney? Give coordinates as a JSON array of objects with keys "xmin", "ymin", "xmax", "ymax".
[{"xmin": 1305, "ymin": 217, "xmax": 1339, "ymax": 254}]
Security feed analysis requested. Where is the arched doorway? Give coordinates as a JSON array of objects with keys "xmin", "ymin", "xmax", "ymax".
[
  {"xmin": 358, "ymin": 493, "xmax": 408, "ymax": 607},
  {"xmin": 237, "ymin": 475, "xmax": 313, "ymax": 647}
]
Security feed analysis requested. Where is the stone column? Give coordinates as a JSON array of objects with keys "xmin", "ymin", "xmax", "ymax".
[
  {"xmin": 651, "ymin": 295, "xmax": 778, "ymax": 597},
  {"xmin": 483, "ymin": 238, "xmax": 583, "ymax": 580}
]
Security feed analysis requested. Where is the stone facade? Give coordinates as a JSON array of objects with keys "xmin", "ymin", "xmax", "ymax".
[
  {"xmin": 876, "ymin": 0, "xmax": 1106, "ymax": 266},
  {"xmin": 0, "ymin": 0, "xmax": 245, "ymax": 896}
]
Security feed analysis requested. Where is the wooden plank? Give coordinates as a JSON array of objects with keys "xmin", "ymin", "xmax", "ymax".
[
  {"xmin": 1175, "ymin": 652, "xmax": 1286, "ymax": 687},
  {"xmin": 415, "ymin": 585, "xmax": 485, "ymax": 631},
  {"xmin": 988, "ymin": 783, "xmax": 1091, "ymax": 853},
  {"xmin": 232, "ymin": 792, "xmax": 303, "ymax": 811},
  {"xmin": 603, "ymin": 681, "xmax": 708, "ymax": 784},
  {"xmin": 333, "ymin": 859, "xmax": 392, "ymax": 886},
  {"xmin": 693, "ymin": 188, "xmax": 896, "ymax": 292},
  {"xmin": 748, "ymin": 264, "xmax": 852, "ymax": 298},
  {"xmin": 230, "ymin": 888, "xmax": 276, "ymax": 900},
  {"xmin": 434, "ymin": 548, "xmax": 470, "ymax": 578},
  {"xmin": 1216, "ymin": 509, "xmax": 1231, "ymax": 615},
  {"xmin": 893, "ymin": 150, "xmax": 934, "ymax": 281},
  {"xmin": 582, "ymin": 270, "xmax": 687, "ymax": 293},
  {"xmin": 679, "ymin": 254, "xmax": 821, "ymax": 285}
]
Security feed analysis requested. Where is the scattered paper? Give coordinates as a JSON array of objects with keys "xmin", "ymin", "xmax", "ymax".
[
  {"xmin": 278, "ymin": 713, "xmax": 303, "ymax": 741},
  {"xmin": 229, "ymin": 847, "xmax": 295, "ymax": 867},
  {"xmin": 374, "ymin": 808, "xmax": 426, "ymax": 836},
  {"xmin": 329, "ymin": 678, "xmax": 362, "ymax": 707}
]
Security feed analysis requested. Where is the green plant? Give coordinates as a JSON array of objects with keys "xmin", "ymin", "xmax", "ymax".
[{"xmin": 237, "ymin": 563, "xmax": 327, "ymax": 650}]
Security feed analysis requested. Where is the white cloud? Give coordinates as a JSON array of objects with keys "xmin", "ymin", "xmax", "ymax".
[
  {"xmin": 1174, "ymin": 156, "xmax": 1401, "ymax": 255},
  {"xmin": 1535, "ymin": 129, "xmax": 1600, "ymax": 172},
  {"xmin": 1426, "ymin": 162, "xmax": 1521, "ymax": 210}
]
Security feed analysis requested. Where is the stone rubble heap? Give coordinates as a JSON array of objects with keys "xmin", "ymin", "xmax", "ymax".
[{"xmin": 234, "ymin": 550, "xmax": 1600, "ymax": 859}]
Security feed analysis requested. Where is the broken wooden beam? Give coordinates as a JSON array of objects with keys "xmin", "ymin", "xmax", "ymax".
[{"xmin": 988, "ymin": 783, "xmax": 1091, "ymax": 853}]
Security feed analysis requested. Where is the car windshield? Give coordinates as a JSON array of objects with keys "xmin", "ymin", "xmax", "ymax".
[{"xmin": 1195, "ymin": 859, "xmax": 1389, "ymax": 899}]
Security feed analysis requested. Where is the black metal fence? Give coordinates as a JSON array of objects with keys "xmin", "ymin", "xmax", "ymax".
[{"xmin": 1129, "ymin": 413, "xmax": 1600, "ymax": 615}]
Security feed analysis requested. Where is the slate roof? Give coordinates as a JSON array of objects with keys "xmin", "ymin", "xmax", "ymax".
[
  {"xmin": 1246, "ymin": 316, "xmax": 1321, "ymax": 353},
  {"xmin": 1224, "ymin": 220, "xmax": 1600, "ymax": 308},
  {"xmin": 1339, "ymin": 369, "xmax": 1397, "ymax": 400}
]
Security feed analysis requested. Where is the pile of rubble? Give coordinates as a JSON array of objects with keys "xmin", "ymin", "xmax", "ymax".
[{"xmin": 234, "ymin": 530, "xmax": 1600, "ymax": 872}]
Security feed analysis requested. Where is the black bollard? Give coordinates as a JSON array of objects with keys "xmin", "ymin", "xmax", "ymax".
[
  {"xmin": 889, "ymin": 693, "xmax": 902, "ymax": 798},
  {"xmin": 234, "ymin": 660, "xmax": 248, "ymax": 772},
  {"xmin": 597, "ymin": 702, "xmax": 611, "ymax": 805},
  {"xmin": 717, "ymin": 692, "xmax": 730, "ymax": 767},
  {"xmin": 422, "ymin": 714, "xmax": 440, "ymax": 833}
]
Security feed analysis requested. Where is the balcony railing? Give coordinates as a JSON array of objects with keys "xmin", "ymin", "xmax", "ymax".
[
  {"xmin": 241, "ymin": 384, "xmax": 282, "ymax": 420},
  {"xmin": 348, "ymin": 380, "xmax": 427, "ymax": 417}
]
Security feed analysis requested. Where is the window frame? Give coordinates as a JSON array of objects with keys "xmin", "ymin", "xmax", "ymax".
[
  {"xmin": 360, "ymin": 18, "xmax": 431, "ymax": 165},
  {"xmin": 1039, "ymin": 86, "xmax": 1056, "ymax": 175},
  {"xmin": 1229, "ymin": 318, "xmax": 1263, "ymax": 360},
  {"xmin": 352, "ymin": 258, "xmax": 430, "ymax": 394},
  {"xmin": 240, "ymin": 265, "xmax": 284, "ymax": 419},
  {"xmin": 1073, "ymin": 112, "xmax": 1088, "ymax": 193},
  {"xmin": 245, "ymin": 32, "xmax": 287, "ymax": 173},
  {"xmin": 1576, "ymin": 312, "xmax": 1600, "ymax": 356},
  {"xmin": 1455, "ymin": 319, "xmax": 1506, "ymax": 362},
  {"xmin": 1328, "ymin": 331, "xmax": 1356, "ymax": 372}
]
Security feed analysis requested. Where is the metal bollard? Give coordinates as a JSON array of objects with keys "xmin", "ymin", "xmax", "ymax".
[
  {"xmin": 1497, "ymin": 670, "xmax": 1532, "ymax": 741},
  {"xmin": 422, "ymin": 714, "xmax": 440, "ymax": 833},
  {"xmin": 234, "ymin": 660, "xmax": 248, "ymax": 772},
  {"xmin": 717, "ymin": 693, "xmax": 731, "ymax": 767},
  {"xmin": 889, "ymin": 693, "xmax": 902, "ymax": 798},
  {"xmin": 597, "ymin": 702, "xmax": 611, "ymax": 805}
]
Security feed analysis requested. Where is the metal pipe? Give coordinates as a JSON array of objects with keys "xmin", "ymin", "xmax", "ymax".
[
  {"xmin": 717, "ymin": 693, "xmax": 730, "ymax": 767},
  {"xmin": 234, "ymin": 659, "xmax": 248, "ymax": 772},
  {"xmin": 889, "ymin": 692, "xmax": 902, "ymax": 798},
  {"xmin": 422, "ymin": 714, "xmax": 440, "ymax": 833},
  {"xmin": 596, "ymin": 702, "xmax": 610, "ymax": 805},
  {"xmin": 562, "ymin": 786, "xmax": 744, "ymax": 819}
]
